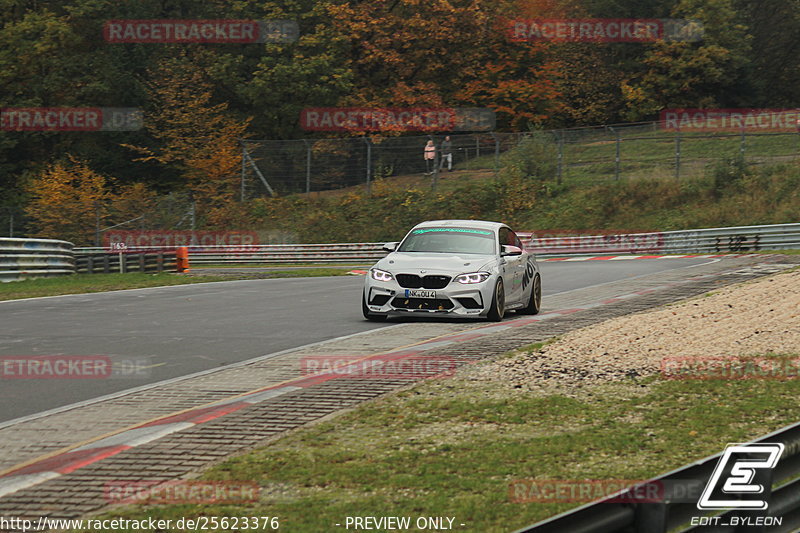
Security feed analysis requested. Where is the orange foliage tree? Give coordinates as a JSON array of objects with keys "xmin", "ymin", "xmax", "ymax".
[
  {"xmin": 110, "ymin": 182, "xmax": 157, "ymax": 226},
  {"xmin": 26, "ymin": 157, "xmax": 157, "ymax": 245},
  {"xmin": 25, "ymin": 156, "xmax": 112, "ymax": 245},
  {"xmin": 125, "ymin": 52, "xmax": 251, "ymax": 227},
  {"xmin": 327, "ymin": 0, "xmax": 564, "ymax": 130}
]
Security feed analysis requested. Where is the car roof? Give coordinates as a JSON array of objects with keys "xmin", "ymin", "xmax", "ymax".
[{"xmin": 412, "ymin": 220, "xmax": 507, "ymax": 232}]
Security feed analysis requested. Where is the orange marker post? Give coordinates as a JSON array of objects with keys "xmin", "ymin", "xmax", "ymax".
[{"xmin": 176, "ymin": 246, "xmax": 190, "ymax": 273}]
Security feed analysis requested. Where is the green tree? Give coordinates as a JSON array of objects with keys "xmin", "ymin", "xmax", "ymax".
[{"xmin": 621, "ymin": 0, "xmax": 752, "ymax": 119}]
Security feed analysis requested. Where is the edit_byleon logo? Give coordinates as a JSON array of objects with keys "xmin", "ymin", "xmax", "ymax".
[{"xmin": 697, "ymin": 443, "xmax": 784, "ymax": 511}]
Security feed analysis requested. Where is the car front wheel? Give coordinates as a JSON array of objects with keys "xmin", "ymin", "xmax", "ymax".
[
  {"xmin": 519, "ymin": 273, "xmax": 541, "ymax": 315},
  {"xmin": 487, "ymin": 278, "xmax": 505, "ymax": 321}
]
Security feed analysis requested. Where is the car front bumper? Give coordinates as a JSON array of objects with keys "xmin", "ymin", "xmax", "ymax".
[{"xmin": 363, "ymin": 276, "xmax": 495, "ymax": 318}]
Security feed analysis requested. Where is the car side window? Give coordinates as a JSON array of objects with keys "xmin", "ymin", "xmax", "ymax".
[
  {"xmin": 498, "ymin": 228, "xmax": 509, "ymax": 251},
  {"xmin": 509, "ymin": 230, "xmax": 523, "ymax": 248}
]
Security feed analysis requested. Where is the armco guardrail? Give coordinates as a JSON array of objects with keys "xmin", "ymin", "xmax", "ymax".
[
  {"xmin": 74, "ymin": 251, "xmax": 177, "ymax": 274},
  {"xmin": 74, "ymin": 223, "xmax": 800, "ymax": 265},
  {"xmin": 514, "ymin": 421, "xmax": 800, "ymax": 533},
  {"xmin": 519, "ymin": 222, "xmax": 800, "ymax": 255},
  {"xmin": 75, "ymin": 242, "xmax": 388, "ymax": 265},
  {"xmin": 186, "ymin": 242, "xmax": 387, "ymax": 264},
  {"xmin": 0, "ymin": 237, "xmax": 74, "ymax": 282}
]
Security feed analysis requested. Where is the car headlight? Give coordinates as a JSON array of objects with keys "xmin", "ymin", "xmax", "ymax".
[
  {"xmin": 370, "ymin": 268, "xmax": 393, "ymax": 282},
  {"xmin": 454, "ymin": 272, "xmax": 491, "ymax": 284}
]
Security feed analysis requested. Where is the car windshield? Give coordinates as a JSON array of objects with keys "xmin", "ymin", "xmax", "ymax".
[{"xmin": 397, "ymin": 227, "xmax": 496, "ymax": 255}]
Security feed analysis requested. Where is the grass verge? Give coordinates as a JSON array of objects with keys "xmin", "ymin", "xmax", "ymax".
[
  {"xmin": 87, "ymin": 349, "xmax": 800, "ymax": 533},
  {"xmin": 0, "ymin": 269, "xmax": 351, "ymax": 301}
]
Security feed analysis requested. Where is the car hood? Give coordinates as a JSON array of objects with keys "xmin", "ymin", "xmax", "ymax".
[{"xmin": 377, "ymin": 252, "xmax": 496, "ymax": 274}]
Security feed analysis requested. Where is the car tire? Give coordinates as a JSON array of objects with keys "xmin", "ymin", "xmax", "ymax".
[
  {"xmin": 487, "ymin": 278, "xmax": 505, "ymax": 322},
  {"xmin": 519, "ymin": 273, "xmax": 541, "ymax": 315},
  {"xmin": 362, "ymin": 290, "xmax": 387, "ymax": 322}
]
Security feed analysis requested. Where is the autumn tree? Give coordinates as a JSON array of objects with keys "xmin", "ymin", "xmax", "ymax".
[
  {"xmin": 110, "ymin": 182, "xmax": 157, "ymax": 227},
  {"xmin": 125, "ymin": 51, "xmax": 251, "ymax": 227},
  {"xmin": 24, "ymin": 156, "xmax": 157, "ymax": 243},
  {"xmin": 25, "ymin": 156, "xmax": 112, "ymax": 244},
  {"xmin": 327, "ymin": 0, "xmax": 564, "ymax": 130}
]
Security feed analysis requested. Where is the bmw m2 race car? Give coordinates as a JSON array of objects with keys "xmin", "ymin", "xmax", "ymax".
[{"xmin": 362, "ymin": 220, "xmax": 541, "ymax": 322}]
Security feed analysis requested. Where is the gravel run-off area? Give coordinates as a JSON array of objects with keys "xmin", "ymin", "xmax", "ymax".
[{"xmin": 472, "ymin": 268, "xmax": 800, "ymax": 394}]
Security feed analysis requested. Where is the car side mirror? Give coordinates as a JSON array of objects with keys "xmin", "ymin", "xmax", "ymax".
[
  {"xmin": 501, "ymin": 245, "xmax": 523, "ymax": 256},
  {"xmin": 382, "ymin": 242, "xmax": 398, "ymax": 252}
]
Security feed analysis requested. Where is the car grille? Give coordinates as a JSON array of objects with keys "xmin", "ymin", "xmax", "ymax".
[
  {"xmin": 391, "ymin": 297, "xmax": 454, "ymax": 311},
  {"xmin": 395, "ymin": 274, "xmax": 451, "ymax": 289}
]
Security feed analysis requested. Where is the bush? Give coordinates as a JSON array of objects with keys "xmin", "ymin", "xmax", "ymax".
[
  {"xmin": 709, "ymin": 156, "xmax": 749, "ymax": 198},
  {"xmin": 501, "ymin": 131, "xmax": 559, "ymax": 180}
]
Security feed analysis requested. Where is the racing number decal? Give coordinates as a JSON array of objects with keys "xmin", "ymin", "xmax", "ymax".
[{"xmin": 521, "ymin": 260, "xmax": 535, "ymax": 291}]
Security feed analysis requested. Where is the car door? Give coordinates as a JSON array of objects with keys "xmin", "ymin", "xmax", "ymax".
[
  {"xmin": 510, "ymin": 229, "xmax": 534, "ymax": 302},
  {"xmin": 499, "ymin": 227, "xmax": 524, "ymax": 304}
]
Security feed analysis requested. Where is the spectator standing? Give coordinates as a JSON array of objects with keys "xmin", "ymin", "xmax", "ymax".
[
  {"xmin": 424, "ymin": 140, "xmax": 436, "ymax": 174},
  {"xmin": 439, "ymin": 135, "xmax": 453, "ymax": 171}
]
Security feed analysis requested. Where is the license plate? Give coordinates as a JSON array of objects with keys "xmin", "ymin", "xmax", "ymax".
[{"xmin": 405, "ymin": 289, "xmax": 436, "ymax": 298}]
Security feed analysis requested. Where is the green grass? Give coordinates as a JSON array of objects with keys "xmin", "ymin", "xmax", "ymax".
[
  {"xmin": 752, "ymin": 249, "xmax": 800, "ymax": 255},
  {"xmin": 87, "ymin": 350, "xmax": 800, "ymax": 533},
  {"xmin": 0, "ymin": 269, "xmax": 351, "ymax": 301}
]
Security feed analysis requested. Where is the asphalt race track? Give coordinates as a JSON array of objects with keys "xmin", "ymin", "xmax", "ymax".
[{"xmin": 0, "ymin": 257, "xmax": 716, "ymax": 422}]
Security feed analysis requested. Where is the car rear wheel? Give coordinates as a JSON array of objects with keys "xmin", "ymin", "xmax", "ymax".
[
  {"xmin": 519, "ymin": 273, "xmax": 541, "ymax": 315},
  {"xmin": 362, "ymin": 290, "xmax": 387, "ymax": 322},
  {"xmin": 487, "ymin": 278, "xmax": 505, "ymax": 321}
]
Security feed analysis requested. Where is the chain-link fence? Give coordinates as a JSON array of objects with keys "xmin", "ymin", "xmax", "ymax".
[
  {"xmin": 541, "ymin": 122, "xmax": 800, "ymax": 184},
  {"xmin": 91, "ymin": 192, "xmax": 197, "ymax": 246},
  {"xmin": 241, "ymin": 123, "xmax": 800, "ymax": 196},
  {"xmin": 240, "ymin": 132, "xmax": 524, "ymax": 197}
]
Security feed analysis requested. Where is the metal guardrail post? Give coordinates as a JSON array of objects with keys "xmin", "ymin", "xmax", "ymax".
[
  {"xmin": 557, "ymin": 130, "xmax": 564, "ymax": 184},
  {"xmin": 611, "ymin": 127, "xmax": 620, "ymax": 181},
  {"xmin": 303, "ymin": 139, "xmax": 312, "ymax": 194},
  {"xmin": 240, "ymin": 141, "xmax": 247, "ymax": 201},
  {"xmin": 432, "ymin": 137, "xmax": 440, "ymax": 191},
  {"xmin": 364, "ymin": 137, "xmax": 372, "ymax": 194},
  {"xmin": 492, "ymin": 132, "xmax": 500, "ymax": 176},
  {"xmin": 740, "ymin": 128, "xmax": 746, "ymax": 158}
]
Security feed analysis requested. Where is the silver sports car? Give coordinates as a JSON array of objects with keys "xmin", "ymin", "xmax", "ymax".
[{"xmin": 362, "ymin": 220, "xmax": 541, "ymax": 321}]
